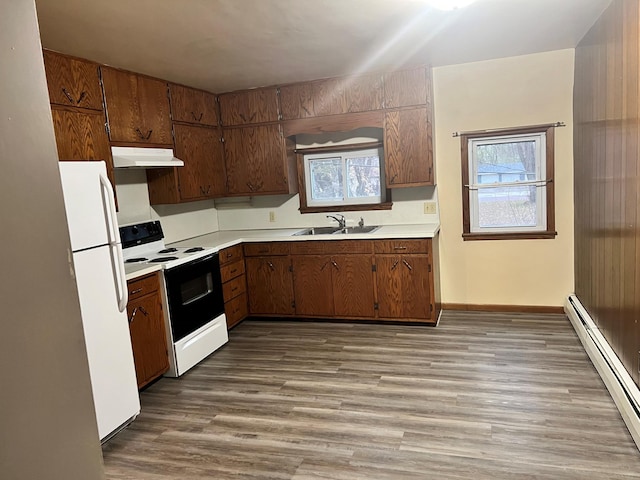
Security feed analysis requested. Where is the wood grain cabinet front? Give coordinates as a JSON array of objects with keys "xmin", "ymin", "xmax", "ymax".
[
  {"xmin": 223, "ymin": 124, "xmax": 297, "ymax": 196},
  {"xmin": 383, "ymin": 66, "xmax": 430, "ymax": 109},
  {"xmin": 218, "ymin": 87, "xmax": 279, "ymax": 126},
  {"xmin": 219, "ymin": 246, "xmax": 248, "ymax": 329},
  {"xmin": 384, "ymin": 107, "xmax": 433, "ymax": 188},
  {"xmin": 101, "ymin": 67, "xmax": 173, "ymax": 146},
  {"xmin": 148, "ymin": 123, "xmax": 226, "ymax": 204},
  {"xmin": 43, "ymin": 50, "xmax": 104, "ymax": 111},
  {"xmin": 169, "ymin": 84, "xmax": 218, "ymax": 126},
  {"xmin": 245, "ymin": 256, "xmax": 295, "ymax": 316},
  {"xmin": 126, "ymin": 273, "xmax": 169, "ymax": 389}
]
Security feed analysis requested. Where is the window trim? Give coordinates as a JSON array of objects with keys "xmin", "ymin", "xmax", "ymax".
[
  {"xmin": 460, "ymin": 125, "xmax": 557, "ymax": 241},
  {"xmin": 296, "ymin": 142, "xmax": 393, "ymax": 214}
]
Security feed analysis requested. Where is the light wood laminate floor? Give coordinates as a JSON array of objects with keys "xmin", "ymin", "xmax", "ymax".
[{"xmin": 103, "ymin": 312, "xmax": 640, "ymax": 479}]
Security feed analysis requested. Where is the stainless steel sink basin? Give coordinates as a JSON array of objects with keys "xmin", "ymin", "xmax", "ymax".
[
  {"xmin": 335, "ymin": 225, "xmax": 381, "ymax": 234},
  {"xmin": 293, "ymin": 225, "xmax": 380, "ymax": 236},
  {"xmin": 293, "ymin": 226, "xmax": 341, "ymax": 236}
]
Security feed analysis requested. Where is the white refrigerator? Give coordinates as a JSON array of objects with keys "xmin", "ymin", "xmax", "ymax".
[{"xmin": 59, "ymin": 161, "xmax": 140, "ymax": 442}]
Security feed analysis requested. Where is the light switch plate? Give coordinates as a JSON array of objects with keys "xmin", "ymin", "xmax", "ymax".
[{"xmin": 424, "ymin": 202, "xmax": 437, "ymax": 214}]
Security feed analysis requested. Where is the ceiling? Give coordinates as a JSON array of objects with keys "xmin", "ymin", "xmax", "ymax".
[{"xmin": 35, "ymin": 0, "xmax": 612, "ymax": 93}]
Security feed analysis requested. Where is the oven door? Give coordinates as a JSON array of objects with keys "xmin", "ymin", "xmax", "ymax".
[{"xmin": 164, "ymin": 254, "xmax": 224, "ymax": 342}]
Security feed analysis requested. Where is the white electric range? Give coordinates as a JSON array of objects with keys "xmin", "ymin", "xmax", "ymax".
[{"xmin": 120, "ymin": 221, "xmax": 228, "ymax": 377}]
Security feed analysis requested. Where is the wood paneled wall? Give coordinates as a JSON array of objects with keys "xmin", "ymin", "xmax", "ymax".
[{"xmin": 574, "ymin": 0, "xmax": 640, "ymax": 387}]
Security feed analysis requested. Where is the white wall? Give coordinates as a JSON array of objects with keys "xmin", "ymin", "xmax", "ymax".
[
  {"xmin": 434, "ymin": 49, "xmax": 575, "ymax": 307},
  {"xmin": 114, "ymin": 169, "xmax": 219, "ymax": 243}
]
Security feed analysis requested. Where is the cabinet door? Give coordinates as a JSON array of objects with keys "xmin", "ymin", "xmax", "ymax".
[
  {"xmin": 127, "ymin": 293, "xmax": 169, "ymax": 388},
  {"xmin": 331, "ymin": 255, "xmax": 375, "ymax": 318},
  {"xmin": 101, "ymin": 67, "xmax": 173, "ymax": 145},
  {"xmin": 383, "ymin": 67, "xmax": 429, "ymax": 108},
  {"xmin": 43, "ymin": 51, "xmax": 104, "ymax": 110},
  {"xmin": 292, "ymin": 255, "xmax": 334, "ymax": 316},
  {"xmin": 173, "ymin": 124, "xmax": 226, "ymax": 200},
  {"xmin": 376, "ymin": 254, "xmax": 432, "ymax": 321},
  {"xmin": 169, "ymin": 84, "xmax": 218, "ymax": 126},
  {"xmin": 245, "ymin": 257, "xmax": 294, "ymax": 315},
  {"xmin": 344, "ymin": 73, "xmax": 383, "ymax": 113},
  {"xmin": 384, "ymin": 108, "xmax": 433, "ymax": 187},
  {"xmin": 219, "ymin": 88, "xmax": 279, "ymax": 126},
  {"xmin": 279, "ymin": 83, "xmax": 315, "ymax": 120},
  {"xmin": 51, "ymin": 108, "xmax": 111, "ymax": 164},
  {"xmin": 224, "ymin": 125, "xmax": 290, "ymax": 195}
]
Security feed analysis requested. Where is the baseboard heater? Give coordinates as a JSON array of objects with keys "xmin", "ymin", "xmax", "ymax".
[{"xmin": 565, "ymin": 294, "xmax": 640, "ymax": 450}]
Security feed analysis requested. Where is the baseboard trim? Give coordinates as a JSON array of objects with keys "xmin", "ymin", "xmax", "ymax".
[
  {"xmin": 442, "ymin": 303, "xmax": 565, "ymax": 314},
  {"xmin": 565, "ymin": 294, "xmax": 640, "ymax": 451}
]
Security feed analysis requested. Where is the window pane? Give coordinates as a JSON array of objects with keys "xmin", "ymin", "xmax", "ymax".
[
  {"xmin": 309, "ymin": 157, "xmax": 343, "ymax": 201},
  {"xmin": 477, "ymin": 185, "xmax": 538, "ymax": 228},
  {"xmin": 346, "ymin": 156, "xmax": 381, "ymax": 199},
  {"xmin": 476, "ymin": 140, "xmax": 537, "ymax": 184}
]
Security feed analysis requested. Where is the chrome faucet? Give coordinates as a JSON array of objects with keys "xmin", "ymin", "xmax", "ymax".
[{"xmin": 327, "ymin": 214, "xmax": 346, "ymax": 229}]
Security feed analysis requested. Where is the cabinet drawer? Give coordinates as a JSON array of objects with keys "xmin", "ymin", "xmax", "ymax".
[
  {"xmin": 220, "ymin": 260, "xmax": 245, "ymax": 283},
  {"xmin": 290, "ymin": 240, "xmax": 375, "ymax": 255},
  {"xmin": 225, "ymin": 293, "xmax": 248, "ymax": 329},
  {"xmin": 244, "ymin": 242, "xmax": 291, "ymax": 257},
  {"xmin": 127, "ymin": 272, "xmax": 160, "ymax": 300},
  {"xmin": 219, "ymin": 244, "xmax": 243, "ymax": 265},
  {"xmin": 223, "ymin": 274, "xmax": 246, "ymax": 302},
  {"xmin": 374, "ymin": 239, "xmax": 430, "ymax": 254}
]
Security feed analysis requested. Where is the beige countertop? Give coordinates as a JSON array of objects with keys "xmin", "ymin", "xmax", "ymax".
[
  {"xmin": 124, "ymin": 263, "xmax": 162, "ymax": 282},
  {"xmin": 169, "ymin": 223, "xmax": 440, "ymax": 251}
]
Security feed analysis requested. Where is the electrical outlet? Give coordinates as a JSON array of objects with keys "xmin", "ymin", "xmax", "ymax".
[
  {"xmin": 269, "ymin": 211, "xmax": 276, "ymax": 222},
  {"xmin": 423, "ymin": 202, "xmax": 437, "ymax": 214}
]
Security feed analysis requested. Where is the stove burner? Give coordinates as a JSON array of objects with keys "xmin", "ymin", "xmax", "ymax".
[
  {"xmin": 184, "ymin": 247, "xmax": 205, "ymax": 253},
  {"xmin": 158, "ymin": 247, "xmax": 178, "ymax": 254},
  {"xmin": 125, "ymin": 258, "xmax": 148, "ymax": 263},
  {"xmin": 149, "ymin": 256, "xmax": 179, "ymax": 263}
]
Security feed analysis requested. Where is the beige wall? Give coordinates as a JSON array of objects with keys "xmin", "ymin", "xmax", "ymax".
[
  {"xmin": 1, "ymin": 1, "xmax": 104, "ymax": 478},
  {"xmin": 434, "ymin": 49, "xmax": 575, "ymax": 307}
]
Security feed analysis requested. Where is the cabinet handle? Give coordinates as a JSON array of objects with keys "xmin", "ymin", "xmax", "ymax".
[
  {"xmin": 267, "ymin": 261, "xmax": 275, "ymax": 271},
  {"xmin": 61, "ymin": 87, "xmax": 75, "ymax": 104},
  {"xmin": 231, "ymin": 286, "xmax": 238, "ymax": 292},
  {"xmin": 130, "ymin": 288, "xmax": 143, "ymax": 295},
  {"xmin": 76, "ymin": 91, "xmax": 87, "ymax": 105},
  {"xmin": 393, "ymin": 246, "xmax": 407, "ymax": 251},
  {"xmin": 191, "ymin": 111, "xmax": 204, "ymax": 122},
  {"xmin": 390, "ymin": 173, "xmax": 398, "ymax": 184},
  {"xmin": 320, "ymin": 261, "xmax": 329, "ymax": 271},
  {"xmin": 135, "ymin": 128, "xmax": 153, "ymax": 140},
  {"xmin": 402, "ymin": 260, "xmax": 413, "ymax": 271},
  {"xmin": 248, "ymin": 112, "xmax": 257, "ymax": 122},
  {"xmin": 391, "ymin": 260, "xmax": 399, "ymax": 271},
  {"xmin": 206, "ymin": 185, "xmax": 211, "ymax": 195},
  {"xmin": 246, "ymin": 182, "xmax": 254, "ymax": 191},
  {"xmin": 128, "ymin": 305, "xmax": 150, "ymax": 323},
  {"xmin": 302, "ymin": 105, "xmax": 312, "ymax": 116},
  {"xmin": 226, "ymin": 253, "xmax": 233, "ymax": 258},
  {"xmin": 230, "ymin": 269, "xmax": 238, "ymax": 274},
  {"xmin": 331, "ymin": 260, "xmax": 339, "ymax": 270},
  {"xmin": 255, "ymin": 181, "xmax": 264, "ymax": 191},
  {"xmin": 239, "ymin": 113, "xmax": 247, "ymax": 122}
]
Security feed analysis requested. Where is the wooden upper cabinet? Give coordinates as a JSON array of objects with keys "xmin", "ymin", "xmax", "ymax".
[
  {"xmin": 101, "ymin": 67, "xmax": 173, "ymax": 146},
  {"xmin": 43, "ymin": 51, "xmax": 104, "ymax": 111},
  {"xmin": 174, "ymin": 124, "xmax": 226, "ymax": 200},
  {"xmin": 223, "ymin": 124, "xmax": 297, "ymax": 195},
  {"xmin": 383, "ymin": 66, "xmax": 430, "ymax": 109},
  {"xmin": 218, "ymin": 87, "xmax": 279, "ymax": 126},
  {"xmin": 280, "ymin": 73, "xmax": 383, "ymax": 120},
  {"xmin": 169, "ymin": 84, "xmax": 218, "ymax": 126},
  {"xmin": 51, "ymin": 107, "xmax": 111, "ymax": 164},
  {"xmin": 384, "ymin": 107, "xmax": 433, "ymax": 188}
]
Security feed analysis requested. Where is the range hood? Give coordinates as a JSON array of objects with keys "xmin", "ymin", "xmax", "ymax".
[{"xmin": 111, "ymin": 147, "xmax": 184, "ymax": 168}]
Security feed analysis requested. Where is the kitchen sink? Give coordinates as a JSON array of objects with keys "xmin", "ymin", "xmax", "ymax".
[{"xmin": 293, "ymin": 225, "xmax": 380, "ymax": 236}]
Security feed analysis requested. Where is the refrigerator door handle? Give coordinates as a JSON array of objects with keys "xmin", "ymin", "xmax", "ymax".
[
  {"xmin": 99, "ymin": 172, "xmax": 128, "ymax": 312},
  {"xmin": 112, "ymin": 243, "xmax": 128, "ymax": 312},
  {"xmin": 99, "ymin": 172, "xmax": 119, "ymax": 245}
]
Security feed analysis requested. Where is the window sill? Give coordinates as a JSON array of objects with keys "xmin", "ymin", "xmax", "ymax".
[
  {"xmin": 300, "ymin": 201, "xmax": 393, "ymax": 214},
  {"xmin": 462, "ymin": 230, "xmax": 558, "ymax": 241}
]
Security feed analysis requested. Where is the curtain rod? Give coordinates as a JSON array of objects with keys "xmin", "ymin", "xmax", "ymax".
[{"xmin": 452, "ymin": 122, "xmax": 566, "ymax": 138}]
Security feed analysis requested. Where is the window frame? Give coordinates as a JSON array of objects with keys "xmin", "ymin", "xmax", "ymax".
[
  {"xmin": 460, "ymin": 125, "xmax": 557, "ymax": 241},
  {"xmin": 296, "ymin": 142, "xmax": 393, "ymax": 214}
]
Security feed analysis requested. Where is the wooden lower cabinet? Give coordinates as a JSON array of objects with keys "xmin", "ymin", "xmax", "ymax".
[
  {"xmin": 126, "ymin": 273, "xmax": 170, "ymax": 389},
  {"xmin": 375, "ymin": 254, "xmax": 432, "ymax": 321},
  {"xmin": 292, "ymin": 255, "xmax": 334, "ymax": 316},
  {"xmin": 219, "ymin": 245, "xmax": 248, "ymax": 329},
  {"xmin": 245, "ymin": 256, "xmax": 295, "ymax": 315}
]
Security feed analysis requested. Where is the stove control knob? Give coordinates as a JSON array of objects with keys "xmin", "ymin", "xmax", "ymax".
[{"xmin": 131, "ymin": 226, "xmax": 138, "ymax": 235}]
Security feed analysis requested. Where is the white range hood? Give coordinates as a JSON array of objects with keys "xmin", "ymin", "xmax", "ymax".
[{"xmin": 111, "ymin": 147, "xmax": 184, "ymax": 168}]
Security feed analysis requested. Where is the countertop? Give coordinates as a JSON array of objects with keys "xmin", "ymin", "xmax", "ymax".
[
  {"xmin": 169, "ymin": 223, "xmax": 440, "ymax": 251},
  {"xmin": 125, "ymin": 223, "xmax": 440, "ymax": 281}
]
